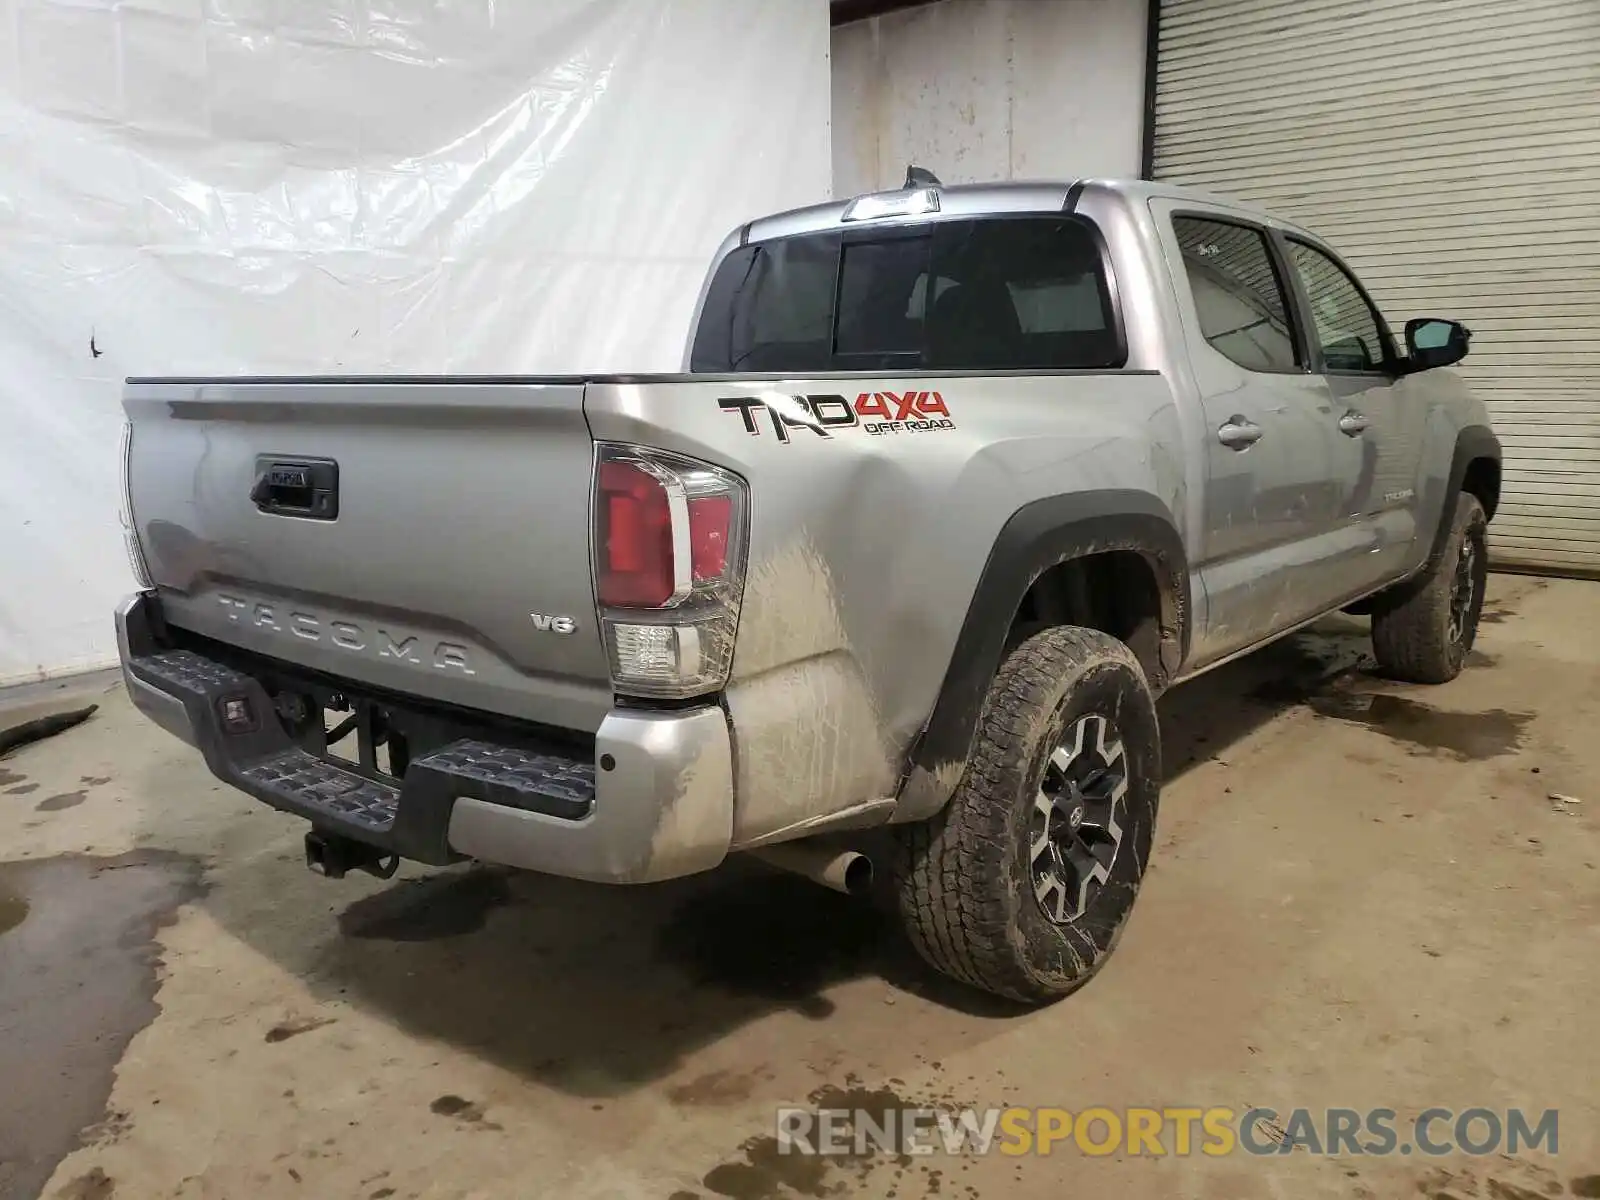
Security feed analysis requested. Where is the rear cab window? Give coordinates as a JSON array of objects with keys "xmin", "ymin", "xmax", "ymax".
[{"xmin": 689, "ymin": 216, "xmax": 1124, "ymax": 373}]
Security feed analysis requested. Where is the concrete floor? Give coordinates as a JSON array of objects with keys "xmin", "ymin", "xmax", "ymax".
[{"xmin": 1, "ymin": 574, "xmax": 1597, "ymax": 1200}]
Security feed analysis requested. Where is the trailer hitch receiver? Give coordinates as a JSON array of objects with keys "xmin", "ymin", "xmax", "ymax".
[{"xmin": 304, "ymin": 829, "xmax": 399, "ymax": 880}]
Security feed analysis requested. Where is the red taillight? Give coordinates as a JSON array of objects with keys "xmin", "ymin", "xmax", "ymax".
[
  {"xmin": 592, "ymin": 443, "xmax": 747, "ymax": 699},
  {"xmin": 689, "ymin": 495, "xmax": 732, "ymax": 580},
  {"xmin": 597, "ymin": 455, "xmax": 741, "ymax": 608},
  {"xmin": 597, "ymin": 460, "xmax": 674, "ymax": 607}
]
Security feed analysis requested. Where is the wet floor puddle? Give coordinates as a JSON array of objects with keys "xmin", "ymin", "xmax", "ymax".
[
  {"xmin": 1305, "ymin": 691, "xmax": 1532, "ymax": 760},
  {"xmin": 1248, "ymin": 655, "xmax": 1532, "ymax": 762},
  {"xmin": 0, "ymin": 887, "xmax": 27, "ymax": 936},
  {"xmin": 0, "ymin": 852, "xmax": 203, "ymax": 1200},
  {"xmin": 698, "ymin": 1078, "xmax": 979, "ymax": 1200}
]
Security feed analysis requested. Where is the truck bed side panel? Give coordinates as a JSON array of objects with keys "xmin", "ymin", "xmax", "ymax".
[{"xmin": 583, "ymin": 372, "xmax": 1184, "ymax": 845}]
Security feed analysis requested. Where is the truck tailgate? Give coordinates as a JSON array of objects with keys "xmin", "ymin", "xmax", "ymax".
[{"xmin": 123, "ymin": 379, "xmax": 612, "ymax": 732}]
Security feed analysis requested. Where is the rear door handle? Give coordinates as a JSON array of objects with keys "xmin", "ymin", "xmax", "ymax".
[
  {"xmin": 1217, "ymin": 416, "xmax": 1263, "ymax": 450},
  {"xmin": 1338, "ymin": 411, "xmax": 1369, "ymax": 436}
]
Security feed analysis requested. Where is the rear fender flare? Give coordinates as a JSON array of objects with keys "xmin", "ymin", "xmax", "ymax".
[{"xmin": 893, "ymin": 490, "xmax": 1189, "ymax": 823}]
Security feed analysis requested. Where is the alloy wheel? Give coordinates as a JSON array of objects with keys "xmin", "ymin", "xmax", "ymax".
[
  {"xmin": 1448, "ymin": 534, "xmax": 1479, "ymax": 644},
  {"xmin": 1029, "ymin": 713, "xmax": 1128, "ymax": 924}
]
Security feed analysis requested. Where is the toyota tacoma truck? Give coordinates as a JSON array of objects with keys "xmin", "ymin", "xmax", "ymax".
[{"xmin": 116, "ymin": 172, "xmax": 1501, "ymax": 1003}]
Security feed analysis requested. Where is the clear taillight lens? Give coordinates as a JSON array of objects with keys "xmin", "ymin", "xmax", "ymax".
[
  {"xmin": 593, "ymin": 443, "xmax": 747, "ymax": 699},
  {"xmin": 119, "ymin": 419, "xmax": 153, "ymax": 589}
]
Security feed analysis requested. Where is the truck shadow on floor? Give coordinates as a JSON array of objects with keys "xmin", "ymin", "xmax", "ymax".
[
  {"xmin": 321, "ymin": 856, "xmax": 970, "ymax": 1089},
  {"xmin": 197, "ymin": 621, "xmax": 1378, "ymax": 1099}
]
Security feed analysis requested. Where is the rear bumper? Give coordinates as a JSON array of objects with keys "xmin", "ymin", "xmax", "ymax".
[{"xmin": 115, "ymin": 591, "xmax": 734, "ymax": 883}]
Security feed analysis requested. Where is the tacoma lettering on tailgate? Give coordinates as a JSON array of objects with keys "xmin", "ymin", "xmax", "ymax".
[{"xmin": 216, "ymin": 593, "xmax": 475, "ymax": 675}]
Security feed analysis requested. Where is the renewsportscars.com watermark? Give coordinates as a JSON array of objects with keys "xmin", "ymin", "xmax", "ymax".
[{"xmin": 774, "ymin": 1106, "xmax": 1561, "ymax": 1159}]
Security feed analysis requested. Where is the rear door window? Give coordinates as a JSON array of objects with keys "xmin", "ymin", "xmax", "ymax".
[
  {"xmin": 689, "ymin": 216, "xmax": 1122, "ymax": 372},
  {"xmin": 1171, "ymin": 215, "xmax": 1299, "ymax": 373}
]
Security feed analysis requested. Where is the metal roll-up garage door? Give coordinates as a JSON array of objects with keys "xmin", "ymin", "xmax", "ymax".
[{"xmin": 1151, "ymin": 0, "xmax": 1600, "ymax": 575}]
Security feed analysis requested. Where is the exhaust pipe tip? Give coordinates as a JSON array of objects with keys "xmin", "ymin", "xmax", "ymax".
[
  {"xmin": 840, "ymin": 851, "xmax": 873, "ymax": 896},
  {"xmin": 750, "ymin": 844, "xmax": 874, "ymax": 896}
]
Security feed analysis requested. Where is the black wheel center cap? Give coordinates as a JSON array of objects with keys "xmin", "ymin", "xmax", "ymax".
[{"xmin": 1051, "ymin": 788, "xmax": 1086, "ymax": 832}]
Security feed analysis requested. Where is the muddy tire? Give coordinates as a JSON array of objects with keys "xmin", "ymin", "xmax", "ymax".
[
  {"xmin": 1372, "ymin": 493, "xmax": 1488, "ymax": 685},
  {"xmin": 893, "ymin": 626, "xmax": 1161, "ymax": 1004}
]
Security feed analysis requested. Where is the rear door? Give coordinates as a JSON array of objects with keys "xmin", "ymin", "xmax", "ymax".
[
  {"xmin": 1152, "ymin": 205, "xmax": 1346, "ymax": 668},
  {"xmin": 1280, "ymin": 235, "xmax": 1423, "ymax": 589}
]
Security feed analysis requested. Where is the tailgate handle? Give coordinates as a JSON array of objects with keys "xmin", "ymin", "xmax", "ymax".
[{"xmin": 251, "ymin": 457, "xmax": 339, "ymax": 520}]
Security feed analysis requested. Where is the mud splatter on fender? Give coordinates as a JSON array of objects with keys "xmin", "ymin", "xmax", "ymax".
[
  {"xmin": 728, "ymin": 536, "xmax": 852, "ymax": 679},
  {"xmin": 725, "ymin": 653, "xmax": 897, "ymax": 848},
  {"xmin": 721, "ymin": 536, "xmax": 895, "ymax": 845}
]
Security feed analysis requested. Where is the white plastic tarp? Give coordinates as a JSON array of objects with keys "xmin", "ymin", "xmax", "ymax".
[{"xmin": 0, "ymin": 0, "xmax": 831, "ymax": 686}]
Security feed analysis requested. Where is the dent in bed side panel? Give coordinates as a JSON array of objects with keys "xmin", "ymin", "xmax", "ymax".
[
  {"xmin": 718, "ymin": 534, "xmax": 898, "ymax": 847},
  {"xmin": 584, "ymin": 373, "xmax": 1183, "ymax": 845},
  {"xmin": 722, "ymin": 652, "xmax": 899, "ymax": 849}
]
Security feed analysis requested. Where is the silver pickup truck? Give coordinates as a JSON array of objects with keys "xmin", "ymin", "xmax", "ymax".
[{"xmin": 117, "ymin": 172, "xmax": 1500, "ymax": 1003}]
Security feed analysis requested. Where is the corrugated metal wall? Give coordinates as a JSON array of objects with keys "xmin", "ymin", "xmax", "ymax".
[{"xmin": 1153, "ymin": 0, "xmax": 1600, "ymax": 574}]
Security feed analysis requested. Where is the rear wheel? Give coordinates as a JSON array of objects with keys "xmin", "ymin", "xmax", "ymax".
[
  {"xmin": 1372, "ymin": 492, "xmax": 1488, "ymax": 684},
  {"xmin": 893, "ymin": 626, "xmax": 1161, "ymax": 1003}
]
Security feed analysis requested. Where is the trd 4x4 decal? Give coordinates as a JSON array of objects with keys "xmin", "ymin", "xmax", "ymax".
[{"xmin": 718, "ymin": 392, "xmax": 955, "ymax": 443}]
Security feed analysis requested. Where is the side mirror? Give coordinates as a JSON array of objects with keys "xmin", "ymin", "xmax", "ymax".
[{"xmin": 1405, "ymin": 318, "xmax": 1471, "ymax": 372}]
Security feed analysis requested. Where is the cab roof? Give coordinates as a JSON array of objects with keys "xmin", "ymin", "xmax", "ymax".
[{"xmin": 744, "ymin": 176, "xmax": 1295, "ymax": 243}]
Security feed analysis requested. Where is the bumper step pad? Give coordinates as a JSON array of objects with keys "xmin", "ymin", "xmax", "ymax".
[
  {"xmin": 126, "ymin": 649, "xmax": 597, "ymax": 856},
  {"xmin": 137, "ymin": 648, "xmax": 252, "ymax": 693},
  {"xmin": 241, "ymin": 748, "xmax": 400, "ymax": 833},
  {"xmin": 412, "ymin": 739, "xmax": 595, "ymax": 821}
]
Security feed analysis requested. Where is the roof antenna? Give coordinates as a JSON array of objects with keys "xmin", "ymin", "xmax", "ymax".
[{"xmin": 904, "ymin": 164, "xmax": 942, "ymax": 189}]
